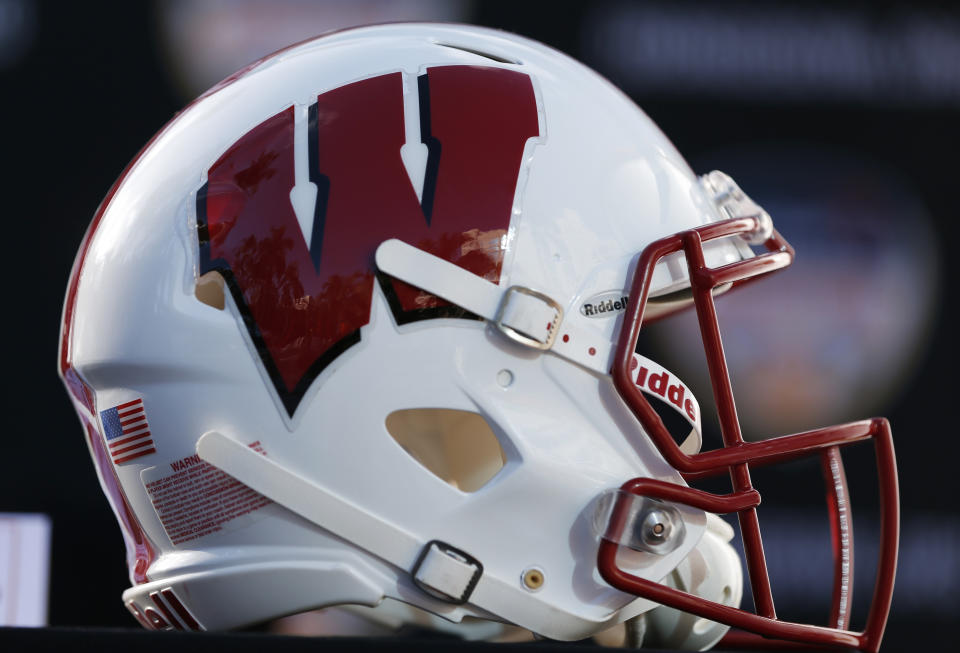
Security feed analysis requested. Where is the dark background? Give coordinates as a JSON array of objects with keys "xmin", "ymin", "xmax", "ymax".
[{"xmin": 1, "ymin": 0, "xmax": 957, "ymax": 648}]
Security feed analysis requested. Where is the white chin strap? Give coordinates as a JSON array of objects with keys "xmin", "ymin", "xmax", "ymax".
[
  {"xmin": 375, "ymin": 239, "xmax": 702, "ymax": 454},
  {"xmin": 197, "ymin": 429, "xmax": 655, "ymax": 632}
]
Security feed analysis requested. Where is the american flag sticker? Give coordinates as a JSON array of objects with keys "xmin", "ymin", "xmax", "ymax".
[{"xmin": 100, "ymin": 398, "xmax": 156, "ymax": 464}]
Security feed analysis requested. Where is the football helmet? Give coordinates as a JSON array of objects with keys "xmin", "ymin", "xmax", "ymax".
[{"xmin": 59, "ymin": 24, "xmax": 898, "ymax": 651}]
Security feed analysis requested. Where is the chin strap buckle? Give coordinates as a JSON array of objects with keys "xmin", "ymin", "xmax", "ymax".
[
  {"xmin": 412, "ymin": 540, "xmax": 484, "ymax": 605},
  {"xmin": 494, "ymin": 285, "xmax": 564, "ymax": 350}
]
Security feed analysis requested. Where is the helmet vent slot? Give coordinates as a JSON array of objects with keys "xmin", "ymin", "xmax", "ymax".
[
  {"xmin": 436, "ymin": 43, "xmax": 521, "ymax": 65},
  {"xmin": 385, "ymin": 408, "xmax": 506, "ymax": 492}
]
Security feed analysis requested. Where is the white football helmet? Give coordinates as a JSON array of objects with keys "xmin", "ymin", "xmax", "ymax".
[{"xmin": 59, "ymin": 23, "xmax": 898, "ymax": 651}]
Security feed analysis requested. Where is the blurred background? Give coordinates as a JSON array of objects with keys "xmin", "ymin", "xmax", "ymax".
[{"xmin": 1, "ymin": 0, "xmax": 957, "ymax": 648}]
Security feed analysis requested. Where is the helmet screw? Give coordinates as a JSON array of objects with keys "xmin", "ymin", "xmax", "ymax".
[
  {"xmin": 640, "ymin": 509, "xmax": 673, "ymax": 547},
  {"xmin": 522, "ymin": 567, "xmax": 545, "ymax": 591}
]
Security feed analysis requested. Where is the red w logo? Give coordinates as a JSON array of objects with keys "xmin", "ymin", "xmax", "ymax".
[{"xmin": 198, "ymin": 66, "xmax": 540, "ymax": 416}]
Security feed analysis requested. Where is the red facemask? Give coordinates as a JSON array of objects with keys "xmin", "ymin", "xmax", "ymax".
[{"xmin": 599, "ymin": 216, "xmax": 899, "ymax": 652}]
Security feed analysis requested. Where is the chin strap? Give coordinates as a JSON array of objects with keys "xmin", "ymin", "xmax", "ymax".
[
  {"xmin": 375, "ymin": 238, "xmax": 702, "ymax": 454},
  {"xmin": 195, "ymin": 430, "xmax": 662, "ymax": 635},
  {"xmin": 377, "ymin": 239, "xmax": 615, "ymax": 374}
]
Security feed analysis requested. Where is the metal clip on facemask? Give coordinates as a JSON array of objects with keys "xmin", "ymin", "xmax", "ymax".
[{"xmin": 593, "ymin": 490, "xmax": 686, "ymax": 556}]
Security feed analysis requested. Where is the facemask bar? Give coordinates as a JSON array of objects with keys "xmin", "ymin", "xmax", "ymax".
[{"xmin": 599, "ymin": 216, "xmax": 899, "ymax": 653}]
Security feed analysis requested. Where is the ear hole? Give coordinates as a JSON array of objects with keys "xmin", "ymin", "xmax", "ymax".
[
  {"xmin": 385, "ymin": 409, "xmax": 506, "ymax": 492},
  {"xmin": 195, "ymin": 271, "xmax": 226, "ymax": 310}
]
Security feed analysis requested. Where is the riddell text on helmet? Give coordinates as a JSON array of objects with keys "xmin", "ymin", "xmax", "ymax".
[
  {"xmin": 635, "ymin": 365, "xmax": 697, "ymax": 422},
  {"xmin": 580, "ymin": 295, "xmax": 629, "ymax": 318}
]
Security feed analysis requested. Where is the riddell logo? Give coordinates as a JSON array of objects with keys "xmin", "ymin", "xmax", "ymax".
[
  {"xmin": 580, "ymin": 291, "xmax": 629, "ymax": 318},
  {"xmin": 635, "ymin": 365, "xmax": 697, "ymax": 422}
]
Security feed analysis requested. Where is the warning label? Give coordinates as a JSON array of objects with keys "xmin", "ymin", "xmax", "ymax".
[{"xmin": 142, "ymin": 441, "xmax": 272, "ymax": 545}]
